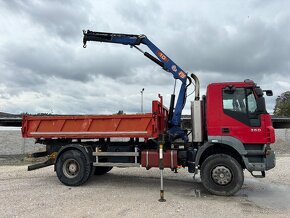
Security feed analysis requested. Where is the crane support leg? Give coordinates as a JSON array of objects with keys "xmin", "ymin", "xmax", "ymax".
[{"xmin": 158, "ymin": 143, "xmax": 166, "ymax": 202}]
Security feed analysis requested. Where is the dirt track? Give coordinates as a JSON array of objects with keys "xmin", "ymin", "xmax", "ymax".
[{"xmin": 0, "ymin": 156, "xmax": 290, "ymax": 218}]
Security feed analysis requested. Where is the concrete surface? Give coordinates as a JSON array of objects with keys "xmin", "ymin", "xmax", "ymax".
[
  {"xmin": 0, "ymin": 128, "xmax": 289, "ymax": 156},
  {"xmin": 0, "ymin": 128, "xmax": 45, "ymax": 156},
  {"xmin": 0, "ymin": 156, "xmax": 290, "ymax": 218}
]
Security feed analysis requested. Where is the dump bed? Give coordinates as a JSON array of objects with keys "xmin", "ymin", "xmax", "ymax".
[{"xmin": 22, "ymin": 99, "xmax": 168, "ymax": 140}]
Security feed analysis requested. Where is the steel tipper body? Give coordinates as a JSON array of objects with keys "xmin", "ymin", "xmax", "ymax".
[
  {"xmin": 22, "ymin": 101, "xmax": 167, "ymax": 140},
  {"xmin": 22, "ymin": 31, "xmax": 276, "ymax": 198}
]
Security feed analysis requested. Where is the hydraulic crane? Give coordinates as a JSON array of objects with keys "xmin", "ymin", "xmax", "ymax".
[{"xmin": 83, "ymin": 30, "xmax": 197, "ymax": 142}]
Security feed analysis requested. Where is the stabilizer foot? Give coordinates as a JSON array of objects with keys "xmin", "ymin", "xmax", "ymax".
[{"xmin": 158, "ymin": 190, "xmax": 166, "ymax": 202}]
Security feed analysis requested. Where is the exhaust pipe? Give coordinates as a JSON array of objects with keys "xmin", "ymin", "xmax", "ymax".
[
  {"xmin": 190, "ymin": 73, "xmax": 203, "ymax": 143},
  {"xmin": 190, "ymin": 73, "xmax": 200, "ymax": 100}
]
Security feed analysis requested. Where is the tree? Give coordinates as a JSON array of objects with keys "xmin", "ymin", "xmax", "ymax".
[{"xmin": 273, "ymin": 91, "xmax": 290, "ymax": 117}]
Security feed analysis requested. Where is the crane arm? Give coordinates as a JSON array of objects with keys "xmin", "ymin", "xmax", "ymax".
[
  {"xmin": 83, "ymin": 30, "xmax": 189, "ymax": 81},
  {"xmin": 83, "ymin": 30, "xmax": 191, "ymax": 141}
]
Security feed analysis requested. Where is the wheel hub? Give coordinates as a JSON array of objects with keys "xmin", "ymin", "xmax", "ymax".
[
  {"xmin": 211, "ymin": 166, "xmax": 232, "ymax": 185},
  {"xmin": 69, "ymin": 163, "xmax": 77, "ymax": 173},
  {"xmin": 63, "ymin": 159, "xmax": 80, "ymax": 178}
]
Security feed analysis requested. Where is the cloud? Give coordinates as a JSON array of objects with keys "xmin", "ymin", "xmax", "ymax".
[
  {"xmin": 0, "ymin": 0, "xmax": 289, "ymax": 115},
  {"xmin": 2, "ymin": 0, "xmax": 91, "ymax": 41}
]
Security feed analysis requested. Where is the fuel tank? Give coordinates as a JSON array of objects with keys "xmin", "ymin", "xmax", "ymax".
[{"xmin": 141, "ymin": 150, "xmax": 177, "ymax": 169}]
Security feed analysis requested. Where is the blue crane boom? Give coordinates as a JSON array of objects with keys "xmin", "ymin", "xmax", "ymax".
[{"xmin": 83, "ymin": 30, "xmax": 192, "ymax": 141}]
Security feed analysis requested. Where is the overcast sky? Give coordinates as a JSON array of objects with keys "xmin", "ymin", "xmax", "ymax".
[{"xmin": 0, "ymin": 0, "xmax": 289, "ymax": 115}]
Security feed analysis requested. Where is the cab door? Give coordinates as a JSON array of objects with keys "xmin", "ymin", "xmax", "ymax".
[{"xmin": 221, "ymin": 87, "xmax": 265, "ymax": 143}]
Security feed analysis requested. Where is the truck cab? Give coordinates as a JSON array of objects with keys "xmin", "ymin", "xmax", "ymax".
[
  {"xmin": 190, "ymin": 80, "xmax": 275, "ymax": 195},
  {"xmin": 206, "ymin": 80, "xmax": 275, "ymax": 144}
]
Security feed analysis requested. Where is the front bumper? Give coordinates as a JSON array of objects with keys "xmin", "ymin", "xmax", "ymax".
[
  {"xmin": 265, "ymin": 149, "xmax": 276, "ymax": 171},
  {"xmin": 243, "ymin": 146, "xmax": 276, "ymax": 172}
]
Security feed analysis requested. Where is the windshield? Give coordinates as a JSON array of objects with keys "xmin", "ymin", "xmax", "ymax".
[{"xmin": 246, "ymin": 89, "xmax": 257, "ymax": 113}]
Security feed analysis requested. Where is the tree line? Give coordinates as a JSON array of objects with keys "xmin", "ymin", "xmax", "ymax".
[{"xmin": 274, "ymin": 91, "xmax": 290, "ymax": 117}]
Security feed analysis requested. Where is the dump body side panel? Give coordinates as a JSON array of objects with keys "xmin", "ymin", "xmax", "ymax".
[{"xmin": 22, "ymin": 100, "xmax": 168, "ymax": 139}]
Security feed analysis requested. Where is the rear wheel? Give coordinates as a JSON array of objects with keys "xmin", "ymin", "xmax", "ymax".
[
  {"xmin": 56, "ymin": 150, "xmax": 92, "ymax": 186},
  {"xmin": 200, "ymin": 154, "xmax": 244, "ymax": 196},
  {"xmin": 94, "ymin": 166, "xmax": 113, "ymax": 175}
]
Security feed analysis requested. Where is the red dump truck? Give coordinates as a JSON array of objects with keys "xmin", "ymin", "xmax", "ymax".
[{"xmin": 22, "ymin": 31, "xmax": 275, "ymax": 198}]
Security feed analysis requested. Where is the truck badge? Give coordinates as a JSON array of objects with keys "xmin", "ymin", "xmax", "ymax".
[
  {"xmin": 178, "ymin": 71, "xmax": 186, "ymax": 79},
  {"xmin": 171, "ymin": 65, "xmax": 177, "ymax": 72},
  {"xmin": 157, "ymin": 51, "xmax": 168, "ymax": 62}
]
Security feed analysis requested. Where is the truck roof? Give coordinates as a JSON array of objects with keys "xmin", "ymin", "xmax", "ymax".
[{"xmin": 208, "ymin": 81, "xmax": 256, "ymax": 87}]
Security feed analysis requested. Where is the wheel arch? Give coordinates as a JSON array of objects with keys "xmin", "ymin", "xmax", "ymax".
[
  {"xmin": 196, "ymin": 142, "xmax": 245, "ymax": 170},
  {"xmin": 54, "ymin": 144, "xmax": 93, "ymax": 171}
]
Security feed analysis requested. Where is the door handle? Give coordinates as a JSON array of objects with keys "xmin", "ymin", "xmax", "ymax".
[{"xmin": 222, "ymin": 128, "xmax": 230, "ymax": 133}]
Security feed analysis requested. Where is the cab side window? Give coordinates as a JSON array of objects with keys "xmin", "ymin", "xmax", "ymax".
[
  {"xmin": 222, "ymin": 87, "xmax": 260, "ymax": 127},
  {"xmin": 223, "ymin": 88, "xmax": 246, "ymax": 113}
]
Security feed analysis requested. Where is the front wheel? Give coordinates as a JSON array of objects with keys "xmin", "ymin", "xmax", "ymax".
[
  {"xmin": 200, "ymin": 154, "xmax": 244, "ymax": 196},
  {"xmin": 56, "ymin": 150, "xmax": 92, "ymax": 186}
]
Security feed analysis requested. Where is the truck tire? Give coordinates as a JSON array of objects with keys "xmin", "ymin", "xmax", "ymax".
[
  {"xmin": 94, "ymin": 167, "xmax": 113, "ymax": 175},
  {"xmin": 56, "ymin": 149, "xmax": 92, "ymax": 186},
  {"xmin": 200, "ymin": 154, "xmax": 244, "ymax": 196}
]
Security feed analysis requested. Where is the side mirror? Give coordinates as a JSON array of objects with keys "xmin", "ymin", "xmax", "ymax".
[{"xmin": 263, "ymin": 90, "xmax": 273, "ymax": 96}]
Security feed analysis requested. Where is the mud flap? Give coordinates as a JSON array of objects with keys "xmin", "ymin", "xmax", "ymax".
[{"xmin": 28, "ymin": 158, "xmax": 54, "ymax": 171}]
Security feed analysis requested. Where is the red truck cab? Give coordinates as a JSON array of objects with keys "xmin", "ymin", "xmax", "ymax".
[{"xmin": 206, "ymin": 81, "xmax": 275, "ymax": 144}]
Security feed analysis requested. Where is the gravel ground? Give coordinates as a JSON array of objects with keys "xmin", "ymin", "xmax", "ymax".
[
  {"xmin": 0, "ymin": 156, "xmax": 290, "ymax": 218},
  {"xmin": 0, "ymin": 128, "xmax": 290, "ymax": 217}
]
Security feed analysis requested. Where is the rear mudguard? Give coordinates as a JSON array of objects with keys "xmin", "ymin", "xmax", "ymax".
[{"xmin": 54, "ymin": 144, "xmax": 93, "ymax": 171}]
